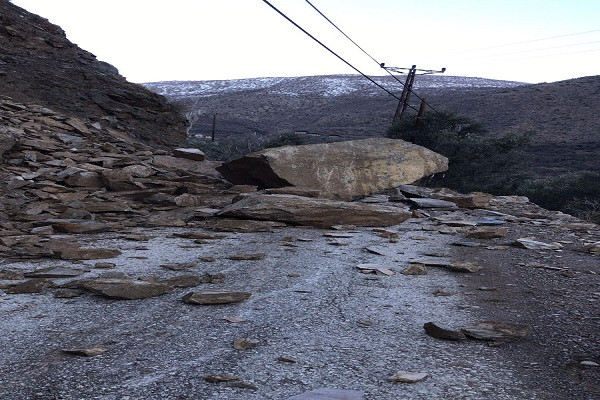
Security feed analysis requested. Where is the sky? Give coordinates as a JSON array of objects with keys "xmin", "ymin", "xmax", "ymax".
[{"xmin": 10, "ymin": 0, "xmax": 600, "ymax": 84}]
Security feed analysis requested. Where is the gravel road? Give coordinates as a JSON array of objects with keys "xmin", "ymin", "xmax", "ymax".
[{"xmin": 1, "ymin": 214, "xmax": 598, "ymax": 399}]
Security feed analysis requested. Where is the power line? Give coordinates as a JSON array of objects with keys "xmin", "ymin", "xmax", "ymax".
[
  {"xmin": 303, "ymin": 0, "xmax": 445, "ymax": 117},
  {"xmin": 462, "ymin": 28, "xmax": 600, "ymax": 53},
  {"xmin": 505, "ymin": 47, "xmax": 600, "ymax": 62},
  {"xmin": 480, "ymin": 39, "xmax": 600, "ymax": 58},
  {"xmin": 260, "ymin": 0, "xmax": 405, "ymax": 103},
  {"xmin": 304, "ymin": 0, "xmax": 380, "ymax": 66}
]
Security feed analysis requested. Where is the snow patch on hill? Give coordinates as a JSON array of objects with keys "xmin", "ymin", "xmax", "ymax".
[{"xmin": 144, "ymin": 74, "xmax": 525, "ymax": 100}]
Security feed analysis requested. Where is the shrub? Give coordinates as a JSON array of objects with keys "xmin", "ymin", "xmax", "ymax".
[
  {"xmin": 387, "ymin": 111, "xmax": 533, "ymax": 194},
  {"xmin": 264, "ymin": 133, "xmax": 306, "ymax": 149},
  {"xmin": 519, "ymin": 171, "xmax": 600, "ymax": 223},
  {"xmin": 190, "ymin": 133, "xmax": 309, "ymax": 162}
]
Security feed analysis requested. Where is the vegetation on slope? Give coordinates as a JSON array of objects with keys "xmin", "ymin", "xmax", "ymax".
[{"xmin": 387, "ymin": 112, "xmax": 600, "ymax": 223}]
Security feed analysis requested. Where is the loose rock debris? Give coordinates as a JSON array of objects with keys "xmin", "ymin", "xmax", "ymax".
[{"xmin": 1, "ymin": 96, "xmax": 599, "ymax": 398}]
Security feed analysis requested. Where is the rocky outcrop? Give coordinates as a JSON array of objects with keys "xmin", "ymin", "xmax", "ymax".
[
  {"xmin": 0, "ymin": 98, "xmax": 244, "ymax": 259},
  {"xmin": 217, "ymin": 138, "xmax": 448, "ymax": 200},
  {"xmin": 0, "ymin": 1, "xmax": 186, "ymax": 145},
  {"xmin": 218, "ymin": 193, "xmax": 411, "ymax": 228}
]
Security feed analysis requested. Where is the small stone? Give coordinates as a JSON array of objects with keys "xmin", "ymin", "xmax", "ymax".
[
  {"xmin": 323, "ymin": 232, "xmax": 354, "ymax": 238},
  {"xmin": 172, "ymin": 232, "xmax": 226, "ymax": 240},
  {"xmin": 62, "ymin": 347, "xmax": 107, "ymax": 357},
  {"xmin": 433, "ymin": 289, "xmax": 454, "ymax": 297},
  {"xmin": 49, "ymin": 219, "xmax": 110, "ymax": 234},
  {"xmin": 580, "ymin": 361, "xmax": 599, "ymax": 367},
  {"xmin": 447, "ymin": 262, "xmax": 482, "ymax": 273},
  {"xmin": 233, "ymin": 338, "xmax": 258, "ymax": 350},
  {"xmin": 514, "ymin": 238, "xmax": 563, "ymax": 250},
  {"xmin": 356, "ymin": 264, "xmax": 394, "ymax": 276},
  {"xmin": 58, "ymin": 247, "xmax": 121, "ymax": 260},
  {"xmin": 423, "ymin": 322, "xmax": 467, "ymax": 340},
  {"xmin": 402, "ymin": 264, "xmax": 428, "ymax": 275},
  {"xmin": 277, "ymin": 356, "xmax": 297, "ymax": 363},
  {"xmin": 583, "ymin": 242, "xmax": 600, "ymax": 255},
  {"xmin": 182, "ymin": 290, "xmax": 251, "ymax": 305},
  {"xmin": 387, "ymin": 372, "xmax": 429, "ymax": 383},
  {"xmin": 173, "ymin": 148, "xmax": 205, "ymax": 161},
  {"xmin": 364, "ymin": 246, "xmax": 388, "ymax": 256},
  {"xmin": 223, "ymin": 316, "xmax": 247, "ymax": 323},
  {"xmin": 160, "ymin": 262, "xmax": 197, "ymax": 271},
  {"xmin": 227, "ymin": 253, "xmax": 265, "ymax": 261},
  {"xmin": 204, "ymin": 374, "xmax": 240, "ymax": 383},
  {"xmin": 199, "ymin": 257, "xmax": 216, "ymax": 262},
  {"xmin": 25, "ymin": 266, "xmax": 84, "ymax": 279},
  {"xmin": 451, "ymin": 241, "xmax": 480, "ymax": 247},
  {"xmin": 6, "ymin": 279, "xmax": 53, "ymax": 294},
  {"xmin": 461, "ymin": 321, "xmax": 532, "ymax": 341},
  {"xmin": 94, "ymin": 262, "xmax": 116, "ymax": 269},
  {"xmin": 78, "ymin": 279, "xmax": 172, "ymax": 300}
]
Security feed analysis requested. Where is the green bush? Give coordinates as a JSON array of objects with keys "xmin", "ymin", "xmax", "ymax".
[
  {"xmin": 387, "ymin": 112, "xmax": 532, "ymax": 194},
  {"xmin": 191, "ymin": 134, "xmax": 268, "ymax": 162},
  {"xmin": 190, "ymin": 133, "xmax": 309, "ymax": 162},
  {"xmin": 264, "ymin": 133, "xmax": 306, "ymax": 148},
  {"xmin": 519, "ymin": 171, "xmax": 600, "ymax": 223}
]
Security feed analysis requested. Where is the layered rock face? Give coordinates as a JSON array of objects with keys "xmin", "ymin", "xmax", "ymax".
[
  {"xmin": 219, "ymin": 193, "xmax": 411, "ymax": 228},
  {"xmin": 0, "ymin": 98, "xmax": 239, "ymax": 259},
  {"xmin": 217, "ymin": 138, "xmax": 448, "ymax": 200},
  {"xmin": 0, "ymin": 0, "xmax": 186, "ymax": 145}
]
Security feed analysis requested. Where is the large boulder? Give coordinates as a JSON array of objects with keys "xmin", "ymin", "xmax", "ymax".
[
  {"xmin": 218, "ymin": 194, "xmax": 411, "ymax": 228},
  {"xmin": 217, "ymin": 138, "xmax": 448, "ymax": 200}
]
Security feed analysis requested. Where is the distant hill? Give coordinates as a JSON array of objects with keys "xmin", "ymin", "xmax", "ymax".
[{"xmin": 144, "ymin": 74, "xmax": 600, "ymax": 175}]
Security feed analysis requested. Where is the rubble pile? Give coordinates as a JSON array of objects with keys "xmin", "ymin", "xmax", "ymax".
[{"xmin": 0, "ymin": 97, "xmax": 241, "ymax": 259}]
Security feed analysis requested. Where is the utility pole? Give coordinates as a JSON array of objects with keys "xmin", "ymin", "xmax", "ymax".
[
  {"xmin": 211, "ymin": 114, "xmax": 217, "ymax": 142},
  {"xmin": 381, "ymin": 64, "xmax": 445, "ymax": 126},
  {"xmin": 414, "ymin": 98, "xmax": 427, "ymax": 128}
]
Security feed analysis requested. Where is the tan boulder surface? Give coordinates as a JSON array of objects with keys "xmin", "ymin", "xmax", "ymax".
[{"xmin": 217, "ymin": 138, "xmax": 448, "ymax": 199}]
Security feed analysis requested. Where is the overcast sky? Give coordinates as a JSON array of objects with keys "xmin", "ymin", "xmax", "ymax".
[{"xmin": 11, "ymin": 0, "xmax": 600, "ymax": 84}]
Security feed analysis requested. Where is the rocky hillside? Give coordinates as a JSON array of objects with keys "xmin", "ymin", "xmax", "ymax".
[
  {"xmin": 144, "ymin": 74, "xmax": 524, "ymax": 140},
  {"xmin": 146, "ymin": 74, "xmax": 600, "ymax": 175},
  {"xmin": 0, "ymin": 0, "xmax": 186, "ymax": 146}
]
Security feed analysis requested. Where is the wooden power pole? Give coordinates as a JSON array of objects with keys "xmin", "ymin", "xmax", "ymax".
[{"xmin": 381, "ymin": 64, "xmax": 446, "ymax": 126}]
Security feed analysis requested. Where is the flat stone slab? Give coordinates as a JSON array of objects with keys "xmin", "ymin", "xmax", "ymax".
[
  {"xmin": 424, "ymin": 322, "xmax": 467, "ymax": 340},
  {"xmin": 182, "ymin": 290, "xmax": 251, "ymax": 305},
  {"xmin": 219, "ymin": 194, "xmax": 411, "ymax": 228},
  {"xmin": 25, "ymin": 266, "xmax": 84, "ymax": 278},
  {"xmin": 514, "ymin": 238, "xmax": 563, "ymax": 250},
  {"xmin": 78, "ymin": 279, "xmax": 173, "ymax": 300},
  {"xmin": 407, "ymin": 198, "xmax": 458, "ymax": 209},
  {"xmin": 47, "ymin": 219, "xmax": 111, "ymax": 234},
  {"xmin": 287, "ymin": 388, "xmax": 364, "ymax": 400},
  {"xmin": 173, "ymin": 148, "xmax": 205, "ymax": 161},
  {"xmin": 461, "ymin": 321, "xmax": 532, "ymax": 341}
]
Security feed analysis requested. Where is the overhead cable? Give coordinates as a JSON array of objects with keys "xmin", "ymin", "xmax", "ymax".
[
  {"xmin": 303, "ymin": 0, "xmax": 444, "ymax": 116},
  {"xmin": 463, "ymin": 28, "xmax": 600, "ymax": 53},
  {"xmin": 260, "ymin": 0, "xmax": 405, "ymax": 103}
]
